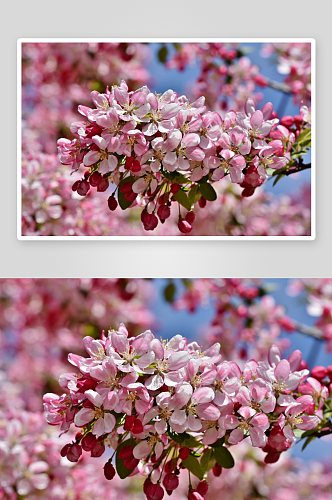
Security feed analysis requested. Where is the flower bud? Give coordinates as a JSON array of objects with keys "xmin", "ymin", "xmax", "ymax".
[
  {"xmin": 108, "ymin": 195, "xmax": 118, "ymax": 211},
  {"xmin": 311, "ymin": 366, "xmax": 327, "ymax": 381},
  {"xmin": 179, "ymin": 447, "xmax": 190, "ymax": 460},
  {"xmin": 72, "ymin": 180, "xmax": 80, "ymax": 192},
  {"xmin": 178, "ymin": 218, "xmax": 192, "ymax": 234},
  {"xmin": 157, "ymin": 205, "xmax": 171, "ymax": 221},
  {"xmin": 118, "ymin": 445, "xmax": 134, "ymax": 459},
  {"xmin": 212, "ymin": 463, "xmax": 222, "ymax": 476},
  {"xmin": 196, "ymin": 481, "xmax": 208, "ymax": 496},
  {"xmin": 162, "ymin": 473, "xmax": 179, "ymax": 492},
  {"xmin": 120, "ymin": 182, "xmax": 133, "ymax": 193},
  {"xmin": 188, "ymin": 491, "xmax": 204, "ymax": 500},
  {"xmin": 67, "ymin": 443, "xmax": 82, "ymax": 462},
  {"xmin": 280, "ymin": 116, "xmax": 295, "ymax": 128},
  {"xmin": 170, "ymin": 183, "xmax": 180, "ymax": 194},
  {"xmin": 125, "ymin": 191, "xmax": 137, "ymax": 202},
  {"xmin": 89, "ymin": 171, "xmax": 102, "ymax": 187},
  {"xmin": 77, "ymin": 180, "xmax": 90, "ymax": 196},
  {"xmin": 145, "ymin": 482, "xmax": 164, "ymax": 500},
  {"xmin": 97, "ymin": 177, "xmax": 109, "ymax": 192},
  {"xmin": 264, "ymin": 451, "xmax": 280, "ymax": 464},
  {"xmin": 185, "ymin": 211, "xmax": 195, "ymax": 224},
  {"xmin": 81, "ymin": 433, "xmax": 97, "ymax": 451},
  {"xmin": 60, "ymin": 443, "xmax": 71, "ymax": 457},
  {"xmin": 143, "ymin": 213, "xmax": 158, "ymax": 231},
  {"xmin": 123, "ymin": 456, "xmax": 140, "ymax": 469},
  {"xmin": 91, "ymin": 439, "xmax": 105, "ymax": 457},
  {"xmin": 198, "ymin": 196, "xmax": 206, "ymax": 208},
  {"xmin": 104, "ymin": 462, "xmax": 116, "ymax": 480}
]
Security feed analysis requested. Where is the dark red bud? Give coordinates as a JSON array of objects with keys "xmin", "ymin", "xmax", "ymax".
[
  {"xmin": 178, "ymin": 218, "xmax": 192, "ymax": 234},
  {"xmin": 104, "ymin": 462, "xmax": 116, "ymax": 480},
  {"xmin": 77, "ymin": 180, "xmax": 90, "ymax": 196},
  {"xmin": 120, "ymin": 182, "xmax": 133, "ymax": 193},
  {"xmin": 108, "ymin": 195, "xmax": 118, "ymax": 211},
  {"xmin": 89, "ymin": 171, "xmax": 102, "ymax": 187},
  {"xmin": 162, "ymin": 473, "xmax": 179, "ymax": 491},
  {"xmin": 185, "ymin": 211, "xmax": 195, "ymax": 224},
  {"xmin": 67, "ymin": 444, "xmax": 82, "ymax": 462},
  {"xmin": 123, "ymin": 456, "xmax": 139, "ymax": 469},
  {"xmin": 198, "ymin": 196, "xmax": 206, "ymax": 208},
  {"xmin": 143, "ymin": 213, "xmax": 158, "ymax": 231},
  {"xmin": 170, "ymin": 183, "xmax": 180, "ymax": 194},
  {"xmin": 145, "ymin": 482, "xmax": 164, "ymax": 500},
  {"xmin": 60, "ymin": 443, "xmax": 71, "ymax": 457},
  {"xmin": 179, "ymin": 447, "xmax": 190, "ymax": 460},
  {"xmin": 81, "ymin": 433, "xmax": 97, "ymax": 451},
  {"xmin": 72, "ymin": 180, "xmax": 80, "ymax": 192},
  {"xmin": 157, "ymin": 205, "xmax": 171, "ymax": 220},
  {"xmin": 97, "ymin": 178, "xmax": 109, "ymax": 192},
  {"xmin": 118, "ymin": 445, "xmax": 134, "ymax": 459},
  {"xmin": 212, "ymin": 463, "xmax": 222, "ymax": 476},
  {"xmin": 91, "ymin": 440, "xmax": 105, "ymax": 457},
  {"xmin": 196, "ymin": 481, "xmax": 208, "ymax": 496}
]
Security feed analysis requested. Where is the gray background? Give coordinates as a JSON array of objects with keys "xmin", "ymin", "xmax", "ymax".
[{"xmin": 3, "ymin": 0, "xmax": 329, "ymax": 278}]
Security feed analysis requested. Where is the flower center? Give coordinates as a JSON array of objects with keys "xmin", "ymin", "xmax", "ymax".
[{"xmin": 159, "ymin": 407, "xmax": 173, "ymax": 421}]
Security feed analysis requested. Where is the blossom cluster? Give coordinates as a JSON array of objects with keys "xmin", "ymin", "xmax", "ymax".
[
  {"xmin": 261, "ymin": 42, "xmax": 311, "ymax": 105},
  {"xmin": 22, "ymin": 42, "xmax": 150, "ymax": 152},
  {"xmin": 44, "ymin": 325, "xmax": 331, "ymax": 500},
  {"xmin": 21, "ymin": 140, "xmax": 311, "ymax": 236},
  {"xmin": 57, "ymin": 80, "xmax": 311, "ymax": 233}
]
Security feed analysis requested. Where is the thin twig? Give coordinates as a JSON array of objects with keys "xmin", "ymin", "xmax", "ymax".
[
  {"xmin": 266, "ymin": 78, "xmax": 292, "ymax": 95},
  {"xmin": 293, "ymin": 320, "xmax": 324, "ymax": 340},
  {"xmin": 282, "ymin": 163, "xmax": 311, "ymax": 176}
]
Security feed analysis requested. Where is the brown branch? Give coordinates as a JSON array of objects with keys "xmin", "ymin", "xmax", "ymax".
[{"xmin": 282, "ymin": 163, "xmax": 311, "ymax": 176}]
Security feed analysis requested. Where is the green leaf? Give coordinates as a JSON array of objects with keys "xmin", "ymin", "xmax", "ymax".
[
  {"xmin": 292, "ymin": 149, "xmax": 309, "ymax": 159},
  {"xmin": 172, "ymin": 173, "xmax": 189, "ymax": 184},
  {"xmin": 272, "ymin": 174, "xmax": 284, "ymax": 187},
  {"xmin": 182, "ymin": 436, "xmax": 202, "ymax": 448},
  {"xmin": 173, "ymin": 189, "xmax": 192, "ymax": 211},
  {"xmin": 199, "ymin": 183, "xmax": 217, "ymax": 202},
  {"xmin": 117, "ymin": 176, "xmax": 135, "ymax": 210},
  {"xmin": 168, "ymin": 430, "xmax": 189, "ymax": 445},
  {"xmin": 301, "ymin": 428, "xmax": 320, "ymax": 438},
  {"xmin": 158, "ymin": 45, "xmax": 168, "ymax": 63},
  {"xmin": 182, "ymin": 454, "xmax": 204, "ymax": 480},
  {"xmin": 164, "ymin": 282, "xmax": 176, "ymax": 303},
  {"xmin": 271, "ymin": 166, "xmax": 289, "ymax": 176},
  {"xmin": 200, "ymin": 449, "xmax": 216, "ymax": 473},
  {"xmin": 210, "ymin": 437, "xmax": 225, "ymax": 448},
  {"xmin": 213, "ymin": 446, "xmax": 235, "ymax": 469},
  {"xmin": 265, "ymin": 167, "xmax": 276, "ymax": 176},
  {"xmin": 188, "ymin": 184, "xmax": 201, "ymax": 205},
  {"xmin": 197, "ymin": 175, "xmax": 209, "ymax": 184},
  {"xmin": 297, "ymin": 128, "xmax": 311, "ymax": 146},
  {"xmin": 302, "ymin": 435, "xmax": 316, "ymax": 451},
  {"xmin": 115, "ymin": 438, "xmax": 137, "ymax": 479},
  {"xmin": 293, "ymin": 429, "xmax": 305, "ymax": 438}
]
